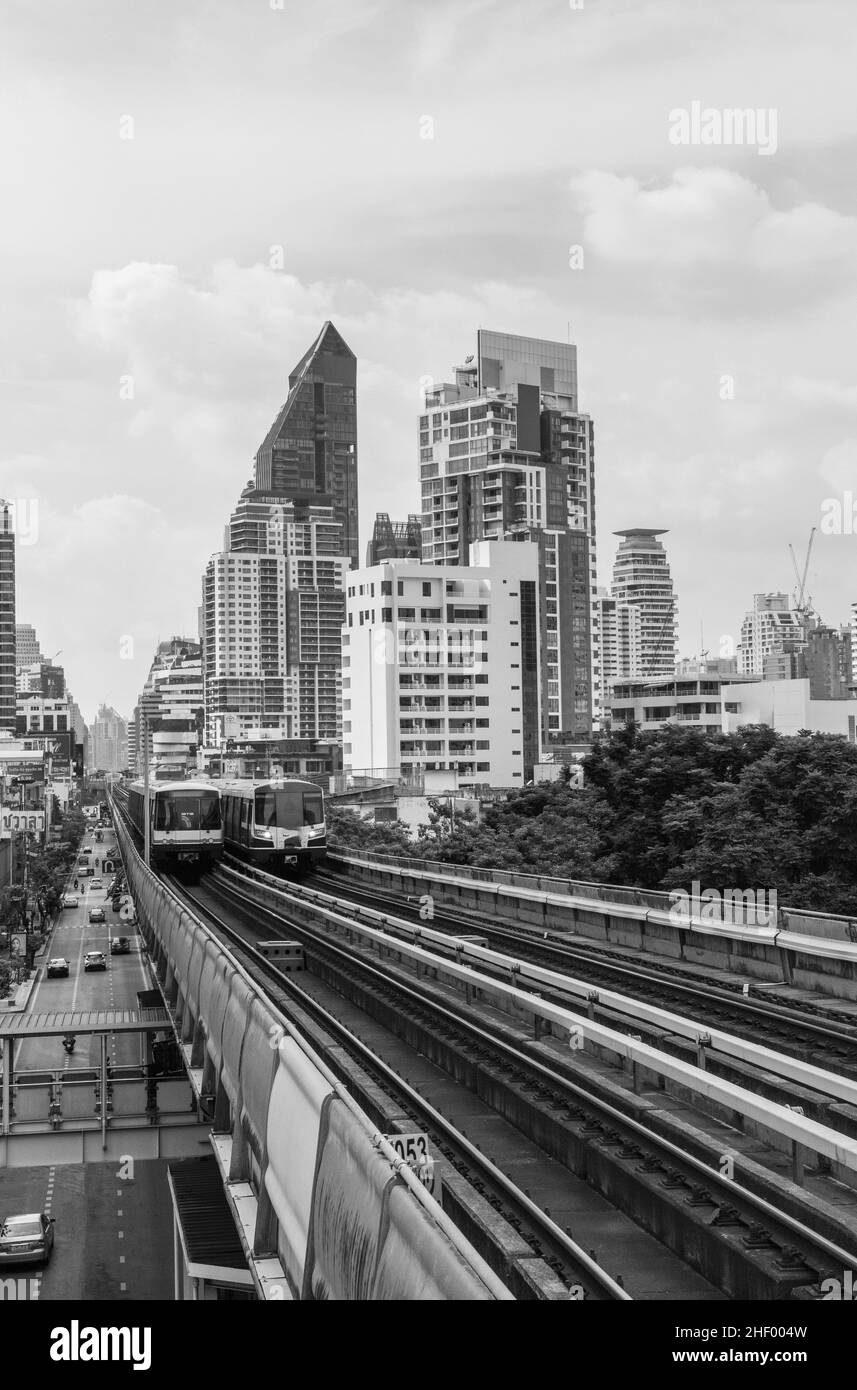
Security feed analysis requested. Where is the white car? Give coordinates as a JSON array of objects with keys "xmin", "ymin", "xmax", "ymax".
[
  {"xmin": 84, "ymin": 951, "xmax": 106, "ymax": 972},
  {"xmin": 62, "ymin": 894, "xmax": 79, "ymax": 908},
  {"xmin": 89, "ymin": 878, "xmax": 103, "ymax": 890}
]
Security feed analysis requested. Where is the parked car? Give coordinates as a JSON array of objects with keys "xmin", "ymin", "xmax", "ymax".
[
  {"xmin": 84, "ymin": 950, "xmax": 106, "ymax": 971},
  {"xmin": 110, "ymin": 937, "xmax": 130, "ymax": 955},
  {"xmin": 89, "ymin": 878, "xmax": 103, "ymax": 890},
  {"xmin": 111, "ymin": 897, "xmax": 123, "ymax": 914},
  {"xmin": 46, "ymin": 958, "xmax": 70, "ymax": 978},
  {"xmin": 0, "ymin": 1213, "xmax": 55, "ymax": 1267},
  {"xmin": 88, "ymin": 907, "xmax": 105, "ymax": 924},
  {"xmin": 62, "ymin": 894, "xmax": 79, "ymax": 909}
]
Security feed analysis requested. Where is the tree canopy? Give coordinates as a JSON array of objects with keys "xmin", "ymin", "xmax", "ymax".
[{"xmin": 328, "ymin": 724, "xmax": 857, "ymax": 914}]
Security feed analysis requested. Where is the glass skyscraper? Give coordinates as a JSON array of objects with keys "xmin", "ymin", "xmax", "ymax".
[{"xmin": 254, "ymin": 320, "xmax": 359, "ymax": 570}]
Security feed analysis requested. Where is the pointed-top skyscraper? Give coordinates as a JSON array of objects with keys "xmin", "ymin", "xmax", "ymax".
[
  {"xmin": 254, "ymin": 320, "xmax": 359, "ymax": 568},
  {"xmin": 201, "ymin": 323, "xmax": 357, "ymax": 745}
]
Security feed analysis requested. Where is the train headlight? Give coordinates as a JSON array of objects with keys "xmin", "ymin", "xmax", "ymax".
[
  {"xmin": 256, "ymin": 828, "xmax": 273, "ymax": 840},
  {"xmin": 308, "ymin": 824, "xmax": 326, "ymax": 838}
]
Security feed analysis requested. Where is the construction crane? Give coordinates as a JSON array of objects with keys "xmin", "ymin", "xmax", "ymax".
[{"xmin": 788, "ymin": 527, "xmax": 817, "ymax": 633}]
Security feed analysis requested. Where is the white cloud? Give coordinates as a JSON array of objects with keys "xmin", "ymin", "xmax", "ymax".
[{"xmin": 570, "ymin": 167, "xmax": 857, "ymax": 290}]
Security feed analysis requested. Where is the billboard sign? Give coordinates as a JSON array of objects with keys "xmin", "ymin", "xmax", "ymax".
[{"xmin": 0, "ymin": 808, "xmax": 45, "ymax": 837}]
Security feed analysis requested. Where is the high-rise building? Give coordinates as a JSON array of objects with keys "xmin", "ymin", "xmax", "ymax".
[
  {"xmin": 610, "ymin": 529, "xmax": 678, "ymax": 677},
  {"xmin": 366, "ymin": 513, "xmax": 422, "ymax": 567},
  {"xmin": 594, "ymin": 585, "xmax": 645, "ymax": 715},
  {"xmin": 88, "ymin": 704, "xmax": 128, "ymax": 773},
  {"xmin": 738, "ymin": 593, "xmax": 805, "ymax": 677},
  {"xmin": 133, "ymin": 637, "xmax": 204, "ymax": 775},
  {"xmin": 203, "ymin": 493, "xmax": 348, "ymax": 744},
  {"xmin": 800, "ymin": 624, "xmax": 852, "ymax": 700},
  {"xmin": 67, "ymin": 691, "xmax": 89, "ymax": 773},
  {"xmin": 254, "ymin": 321, "xmax": 359, "ymax": 569},
  {"xmin": 0, "ymin": 502, "xmax": 15, "ymax": 732},
  {"xmin": 839, "ymin": 623, "xmax": 854, "ymax": 693},
  {"xmin": 343, "ymin": 542, "xmax": 542, "ymax": 788},
  {"xmin": 15, "ymin": 623, "xmax": 42, "ymax": 669},
  {"xmin": 419, "ymin": 330, "xmax": 597, "ymax": 743}
]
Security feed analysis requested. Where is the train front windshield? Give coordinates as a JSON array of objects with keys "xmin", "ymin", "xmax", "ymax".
[
  {"xmin": 255, "ymin": 788, "xmax": 324, "ymax": 829},
  {"xmin": 155, "ymin": 791, "xmax": 221, "ymax": 831}
]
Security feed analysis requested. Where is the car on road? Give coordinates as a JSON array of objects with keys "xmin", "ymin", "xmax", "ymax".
[
  {"xmin": 62, "ymin": 894, "xmax": 79, "ymax": 908},
  {"xmin": 110, "ymin": 937, "xmax": 131, "ymax": 955},
  {"xmin": 84, "ymin": 950, "xmax": 106, "ymax": 971},
  {"xmin": 0, "ymin": 1213, "xmax": 55, "ymax": 1267},
  {"xmin": 90, "ymin": 878, "xmax": 103, "ymax": 889},
  {"xmin": 80, "ymin": 846, "xmax": 92, "ymax": 856},
  {"xmin": 46, "ymin": 958, "xmax": 70, "ymax": 978},
  {"xmin": 88, "ymin": 907, "xmax": 106, "ymax": 924}
]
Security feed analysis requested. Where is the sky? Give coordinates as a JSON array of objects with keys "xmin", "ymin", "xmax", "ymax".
[{"xmin": 2, "ymin": 0, "xmax": 856, "ymax": 721}]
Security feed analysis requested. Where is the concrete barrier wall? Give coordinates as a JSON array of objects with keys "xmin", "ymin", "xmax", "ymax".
[
  {"xmin": 330, "ymin": 850, "xmax": 856, "ymax": 938},
  {"xmin": 113, "ymin": 803, "xmax": 505, "ymax": 1301},
  {"xmin": 333, "ymin": 852, "xmax": 857, "ymax": 995},
  {"xmin": 265, "ymin": 1037, "xmax": 334, "ymax": 1293},
  {"xmin": 307, "ymin": 1091, "xmax": 494, "ymax": 1301}
]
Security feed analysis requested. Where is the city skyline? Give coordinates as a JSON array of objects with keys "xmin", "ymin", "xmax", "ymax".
[{"xmin": 4, "ymin": 1, "xmax": 857, "ymax": 721}]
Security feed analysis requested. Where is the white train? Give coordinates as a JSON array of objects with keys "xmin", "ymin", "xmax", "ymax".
[
  {"xmin": 126, "ymin": 779, "xmax": 223, "ymax": 869},
  {"xmin": 220, "ymin": 778, "xmax": 326, "ymax": 874}
]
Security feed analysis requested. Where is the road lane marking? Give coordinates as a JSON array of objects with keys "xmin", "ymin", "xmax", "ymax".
[{"xmin": 31, "ymin": 1164, "xmax": 57, "ymax": 1302}]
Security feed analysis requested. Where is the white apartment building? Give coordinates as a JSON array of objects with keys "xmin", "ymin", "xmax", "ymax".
[
  {"xmin": 609, "ymin": 668, "xmax": 759, "ymax": 731},
  {"xmin": 594, "ymin": 586, "xmax": 643, "ymax": 721},
  {"xmin": 342, "ymin": 541, "xmax": 541, "ymax": 791},
  {"xmin": 16, "ymin": 693, "xmax": 70, "ymax": 734},
  {"xmin": 737, "ymin": 593, "xmax": 805, "ymax": 676}
]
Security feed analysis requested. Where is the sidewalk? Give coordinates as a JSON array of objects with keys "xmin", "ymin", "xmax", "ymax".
[{"xmin": 2, "ymin": 907, "xmax": 60, "ymax": 1013}]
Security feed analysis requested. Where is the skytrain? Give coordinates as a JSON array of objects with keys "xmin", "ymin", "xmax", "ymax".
[
  {"xmin": 126, "ymin": 779, "xmax": 223, "ymax": 869},
  {"xmin": 219, "ymin": 778, "xmax": 326, "ymax": 874}
]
